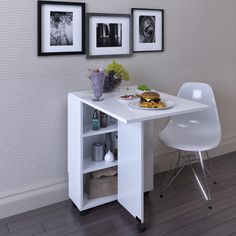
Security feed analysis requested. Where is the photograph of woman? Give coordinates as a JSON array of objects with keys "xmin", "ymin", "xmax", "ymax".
[{"xmin": 50, "ymin": 11, "xmax": 73, "ymax": 46}]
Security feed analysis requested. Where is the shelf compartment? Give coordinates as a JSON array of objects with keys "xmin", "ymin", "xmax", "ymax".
[
  {"xmin": 83, "ymin": 124, "xmax": 117, "ymax": 137},
  {"xmin": 82, "ymin": 192, "xmax": 117, "ymax": 210},
  {"xmin": 83, "ymin": 157, "xmax": 118, "ymax": 174}
]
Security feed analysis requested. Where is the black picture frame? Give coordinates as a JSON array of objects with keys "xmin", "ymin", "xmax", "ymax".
[
  {"xmin": 132, "ymin": 8, "xmax": 164, "ymax": 53},
  {"xmin": 86, "ymin": 13, "xmax": 132, "ymax": 58},
  {"xmin": 38, "ymin": 1, "xmax": 85, "ymax": 56}
]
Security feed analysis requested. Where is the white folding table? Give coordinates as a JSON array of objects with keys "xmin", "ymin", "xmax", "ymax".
[{"xmin": 68, "ymin": 86, "xmax": 208, "ymax": 231}]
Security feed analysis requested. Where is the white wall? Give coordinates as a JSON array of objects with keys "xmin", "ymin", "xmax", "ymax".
[{"xmin": 0, "ymin": 0, "xmax": 236, "ymax": 218}]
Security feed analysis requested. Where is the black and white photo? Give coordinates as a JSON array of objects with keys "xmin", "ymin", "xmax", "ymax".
[
  {"xmin": 96, "ymin": 23, "xmax": 122, "ymax": 47},
  {"xmin": 132, "ymin": 8, "xmax": 163, "ymax": 52},
  {"xmin": 38, "ymin": 1, "xmax": 85, "ymax": 55},
  {"xmin": 87, "ymin": 13, "xmax": 132, "ymax": 58},
  {"xmin": 50, "ymin": 11, "xmax": 73, "ymax": 46},
  {"xmin": 139, "ymin": 15, "xmax": 155, "ymax": 43}
]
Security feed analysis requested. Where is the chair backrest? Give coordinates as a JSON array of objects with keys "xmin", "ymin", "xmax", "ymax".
[{"xmin": 171, "ymin": 82, "xmax": 221, "ymax": 145}]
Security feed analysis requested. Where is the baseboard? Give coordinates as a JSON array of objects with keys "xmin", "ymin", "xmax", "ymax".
[
  {"xmin": 0, "ymin": 180, "xmax": 69, "ymax": 219},
  {"xmin": 207, "ymin": 135, "xmax": 236, "ymax": 157},
  {"xmin": 154, "ymin": 135, "xmax": 236, "ymax": 174}
]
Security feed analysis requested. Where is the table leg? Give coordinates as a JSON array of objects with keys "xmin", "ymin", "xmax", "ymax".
[{"xmin": 118, "ymin": 121, "xmax": 144, "ymax": 223}]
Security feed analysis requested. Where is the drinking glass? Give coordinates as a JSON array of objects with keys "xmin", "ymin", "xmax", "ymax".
[{"xmin": 90, "ymin": 70, "xmax": 105, "ymax": 102}]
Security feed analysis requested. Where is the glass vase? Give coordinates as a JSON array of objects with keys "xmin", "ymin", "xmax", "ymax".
[{"xmin": 90, "ymin": 70, "xmax": 105, "ymax": 102}]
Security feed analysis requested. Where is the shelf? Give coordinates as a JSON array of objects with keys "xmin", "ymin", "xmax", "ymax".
[
  {"xmin": 83, "ymin": 124, "xmax": 118, "ymax": 137},
  {"xmin": 83, "ymin": 158, "xmax": 118, "ymax": 174},
  {"xmin": 82, "ymin": 192, "xmax": 117, "ymax": 210}
]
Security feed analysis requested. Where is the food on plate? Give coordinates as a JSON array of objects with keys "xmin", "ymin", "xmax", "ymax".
[
  {"xmin": 120, "ymin": 94, "xmax": 139, "ymax": 99},
  {"xmin": 137, "ymin": 84, "xmax": 151, "ymax": 91},
  {"xmin": 139, "ymin": 91, "xmax": 166, "ymax": 108}
]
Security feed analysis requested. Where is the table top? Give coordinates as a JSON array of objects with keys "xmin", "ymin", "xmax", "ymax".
[{"xmin": 69, "ymin": 86, "xmax": 209, "ymax": 123}]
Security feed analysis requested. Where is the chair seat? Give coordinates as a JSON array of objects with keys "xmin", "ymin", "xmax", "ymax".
[{"xmin": 159, "ymin": 124, "xmax": 220, "ymax": 152}]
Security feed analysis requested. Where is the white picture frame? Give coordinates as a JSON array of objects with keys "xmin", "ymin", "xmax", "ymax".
[
  {"xmin": 132, "ymin": 8, "xmax": 164, "ymax": 52},
  {"xmin": 86, "ymin": 13, "xmax": 132, "ymax": 58}
]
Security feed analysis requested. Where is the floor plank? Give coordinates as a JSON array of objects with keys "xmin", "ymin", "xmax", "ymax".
[
  {"xmin": 7, "ymin": 204, "xmax": 75, "ymax": 232},
  {"xmin": 165, "ymin": 218, "xmax": 216, "ymax": 236},
  {"xmin": 0, "ymin": 201, "xmax": 71, "ymax": 225},
  {"xmin": 0, "ymin": 224, "xmax": 44, "ymax": 236},
  {"xmin": 197, "ymin": 217, "xmax": 236, "ymax": 236},
  {"xmin": 35, "ymin": 222, "xmax": 78, "ymax": 236}
]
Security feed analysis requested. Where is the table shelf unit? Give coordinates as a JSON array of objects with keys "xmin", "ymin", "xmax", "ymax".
[
  {"xmin": 68, "ymin": 94, "xmax": 118, "ymax": 212},
  {"xmin": 83, "ymin": 124, "xmax": 117, "ymax": 137},
  {"xmin": 83, "ymin": 157, "xmax": 118, "ymax": 174},
  {"xmin": 68, "ymin": 87, "xmax": 209, "ymax": 226}
]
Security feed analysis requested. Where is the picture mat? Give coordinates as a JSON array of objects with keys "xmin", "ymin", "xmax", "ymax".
[
  {"xmin": 133, "ymin": 9, "xmax": 162, "ymax": 51},
  {"xmin": 41, "ymin": 4, "xmax": 82, "ymax": 52},
  {"xmin": 89, "ymin": 16, "xmax": 130, "ymax": 56}
]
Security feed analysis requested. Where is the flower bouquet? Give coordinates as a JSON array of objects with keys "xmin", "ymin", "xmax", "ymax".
[{"xmin": 103, "ymin": 60, "xmax": 130, "ymax": 92}]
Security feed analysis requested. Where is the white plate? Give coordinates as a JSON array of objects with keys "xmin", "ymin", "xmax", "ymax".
[
  {"xmin": 119, "ymin": 95, "xmax": 139, "ymax": 100},
  {"xmin": 128, "ymin": 99, "xmax": 175, "ymax": 110}
]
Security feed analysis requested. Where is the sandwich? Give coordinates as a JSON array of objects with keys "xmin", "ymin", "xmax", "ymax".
[{"xmin": 139, "ymin": 91, "xmax": 166, "ymax": 108}]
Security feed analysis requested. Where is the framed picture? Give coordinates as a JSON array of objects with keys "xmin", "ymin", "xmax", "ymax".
[
  {"xmin": 132, "ymin": 8, "xmax": 164, "ymax": 52},
  {"xmin": 38, "ymin": 1, "xmax": 85, "ymax": 56},
  {"xmin": 86, "ymin": 13, "xmax": 132, "ymax": 58}
]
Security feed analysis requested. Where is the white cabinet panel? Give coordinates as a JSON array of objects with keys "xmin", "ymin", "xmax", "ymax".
[
  {"xmin": 68, "ymin": 95, "xmax": 83, "ymax": 209},
  {"xmin": 118, "ymin": 121, "xmax": 144, "ymax": 223}
]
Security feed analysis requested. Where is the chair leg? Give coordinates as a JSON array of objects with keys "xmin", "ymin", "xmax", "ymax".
[
  {"xmin": 161, "ymin": 163, "xmax": 186, "ymax": 196},
  {"xmin": 160, "ymin": 150, "xmax": 214, "ymax": 208},
  {"xmin": 198, "ymin": 151, "xmax": 212, "ymax": 208},
  {"xmin": 160, "ymin": 151, "xmax": 186, "ymax": 197},
  {"xmin": 189, "ymin": 163, "xmax": 210, "ymax": 204},
  {"xmin": 160, "ymin": 152, "xmax": 178, "ymax": 195}
]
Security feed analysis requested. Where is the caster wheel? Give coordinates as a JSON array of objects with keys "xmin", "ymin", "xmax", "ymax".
[
  {"xmin": 208, "ymin": 206, "xmax": 212, "ymax": 210},
  {"xmin": 137, "ymin": 223, "xmax": 146, "ymax": 233},
  {"xmin": 79, "ymin": 210, "xmax": 89, "ymax": 216},
  {"xmin": 160, "ymin": 194, "xmax": 163, "ymax": 198}
]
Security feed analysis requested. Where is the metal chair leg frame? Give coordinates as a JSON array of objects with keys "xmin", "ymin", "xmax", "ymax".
[
  {"xmin": 198, "ymin": 151, "xmax": 212, "ymax": 208},
  {"xmin": 161, "ymin": 150, "xmax": 213, "ymax": 208},
  {"xmin": 160, "ymin": 151, "xmax": 186, "ymax": 195},
  {"xmin": 161, "ymin": 163, "xmax": 186, "ymax": 194},
  {"xmin": 184, "ymin": 151, "xmax": 216, "ymax": 183},
  {"xmin": 161, "ymin": 152, "xmax": 179, "ymax": 191},
  {"xmin": 183, "ymin": 153, "xmax": 212, "ymax": 208},
  {"xmin": 168, "ymin": 153, "xmax": 183, "ymax": 180},
  {"xmin": 188, "ymin": 163, "xmax": 208, "ymax": 201}
]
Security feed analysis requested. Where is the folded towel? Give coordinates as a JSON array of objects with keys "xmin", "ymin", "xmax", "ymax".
[{"xmin": 90, "ymin": 166, "xmax": 117, "ymax": 179}]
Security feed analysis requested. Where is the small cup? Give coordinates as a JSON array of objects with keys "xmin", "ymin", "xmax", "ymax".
[{"xmin": 92, "ymin": 142, "xmax": 104, "ymax": 162}]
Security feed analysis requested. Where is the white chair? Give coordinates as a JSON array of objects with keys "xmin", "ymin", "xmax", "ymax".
[{"xmin": 159, "ymin": 82, "xmax": 221, "ymax": 208}]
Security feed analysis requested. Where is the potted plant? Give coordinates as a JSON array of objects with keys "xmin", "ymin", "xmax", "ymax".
[{"xmin": 103, "ymin": 60, "xmax": 130, "ymax": 92}]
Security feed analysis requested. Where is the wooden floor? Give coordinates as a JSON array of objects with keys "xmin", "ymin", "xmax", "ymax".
[{"xmin": 1, "ymin": 152, "xmax": 236, "ymax": 236}]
